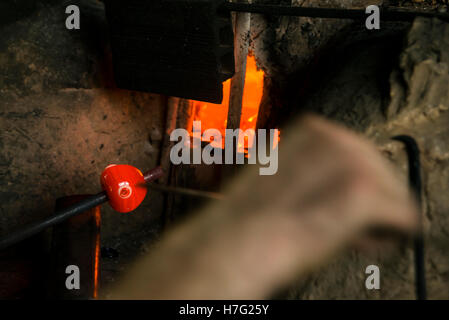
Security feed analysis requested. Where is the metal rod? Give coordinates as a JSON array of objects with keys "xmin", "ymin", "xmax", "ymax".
[
  {"xmin": 227, "ymin": 0, "xmax": 251, "ymax": 131},
  {"xmin": 0, "ymin": 192, "xmax": 107, "ymax": 251},
  {"xmin": 224, "ymin": 1, "xmax": 251, "ymax": 179},
  {"xmin": 144, "ymin": 166, "xmax": 164, "ymax": 183},
  {"xmin": 146, "ymin": 183, "xmax": 224, "ymax": 201},
  {"xmin": 223, "ymin": 3, "xmax": 449, "ymax": 22},
  {"xmin": 0, "ymin": 167, "xmax": 164, "ymax": 251},
  {"xmin": 48, "ymin": 195, "xmax": 102, "ymax": 299},
  {"xmin": 160, "ymin": 97, "xmax": 180, "ymax": 227},
  {"xmin": 393, "ymin": 135, "xmax": 427, "ymax": 300}
]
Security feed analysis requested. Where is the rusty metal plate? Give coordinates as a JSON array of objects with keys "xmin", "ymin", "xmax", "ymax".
[{"xmin": 105, "ymin": 0, "xmax": 235, "ymax": 103}]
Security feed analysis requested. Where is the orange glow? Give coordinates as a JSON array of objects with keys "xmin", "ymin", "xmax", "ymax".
[
  {"xmin": 190, "ymin": 54, "xmax": 264, "ymax": 151},
  {"xmin": 93, "ymin": 208, "xmax": 101, "ymax": 299}
]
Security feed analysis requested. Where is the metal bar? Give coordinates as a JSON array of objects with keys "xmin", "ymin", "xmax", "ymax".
[
  {"xmin": 227, "ymin": 0, "xmax": 251, "ymax": 131},
  {"xmin": 144, "ymin": 166, "xmax": 164, "ymax": 183},
  {"xmin": 223, "ymin": 3, "xmax": 449, "ymax": 22},
  {"xmin": 47, "ymin": 195, "xmax": 101, "ymax": 299},
  {"xmin": 147, "ymin": 183, "xmax": 224, "ymax": 201},
  {"xmin": 160, "ymin": 97, "xmax": 180, "ymax": 227},
  {"xmin": 224, "ymin": 0, "xmax": 251, "ymax": 179},
  {"xmin": 0, "ymin": 192, "xmax": 107, "ymax": 251},
  {"xmin": 393, "ymin": 135, "xmax": 427, "ymax": 300}
]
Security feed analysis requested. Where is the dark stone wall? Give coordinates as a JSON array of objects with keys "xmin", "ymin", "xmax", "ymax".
[
  {"xmin": 0, "ymin": 0, "xmax": 167, "ymax": 257},
  {"xmin": 250, "ymin": 0, "xmax": 449, "ymax": 298}
]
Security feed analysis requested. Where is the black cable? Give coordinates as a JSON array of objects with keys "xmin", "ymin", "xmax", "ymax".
[
  {"xmin": 223, "ymin": 2, "xmax": 449, "ymax": 22},
  {"xmin": 393, "ymin": 135, "xmax": 427, "ymax": 300}
]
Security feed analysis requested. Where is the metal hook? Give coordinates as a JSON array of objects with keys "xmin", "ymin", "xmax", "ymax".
[{"xmin": 392, "ymin": 135, "xmax": 426, "ymax": 300}]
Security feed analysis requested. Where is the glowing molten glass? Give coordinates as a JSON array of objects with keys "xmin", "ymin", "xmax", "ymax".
[{"xmin": 100, "ymin": 165, "xmax": 147, "ymax": 213}]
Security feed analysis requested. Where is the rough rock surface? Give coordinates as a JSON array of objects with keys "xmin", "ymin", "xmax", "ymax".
[
  {"xmin": 280, "ymin": 17, "xmax": 449, "ymax": 299},
  {"xmin": 251, "ymin": 0, "xmax": 385, "ymax": 79}
]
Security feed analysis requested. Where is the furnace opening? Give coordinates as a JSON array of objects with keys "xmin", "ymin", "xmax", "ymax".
[{"xmin": 189, "ymin": 53, "xmax": 264, "ymax": 151}]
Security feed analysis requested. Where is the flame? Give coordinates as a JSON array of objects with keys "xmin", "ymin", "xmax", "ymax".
[
  {"xmin": 190, "ymin": 54, "xmax": 264, "ymax": 151},
  {"xmin": 93, "ymin": 208, "xmax": 101, "ymax": 299}
]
